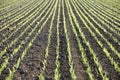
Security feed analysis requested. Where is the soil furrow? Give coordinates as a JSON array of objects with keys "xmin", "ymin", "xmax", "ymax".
[
  {"xmin": 64, "ymin": 1, "xmax": 89, "ymax": 80},
  {"xmin": 72, "ymin": 0, "xmax": 120, "ymax": 79},
  {"xmin": 58, "ymin": 0, "xmax": 71, "ymax": 80},
  {"xmin": 12, "ymin": 17, "xmax": 52, "ymax": 80}
]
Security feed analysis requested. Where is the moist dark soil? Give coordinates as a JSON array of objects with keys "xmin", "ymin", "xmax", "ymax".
[
  {"xmin": 0, "ymin": 0, "xmax": 120, "ymax": 80},
  {"xmin": 71, "ymin": 0, "xmax": 120, "ymax": 79}
]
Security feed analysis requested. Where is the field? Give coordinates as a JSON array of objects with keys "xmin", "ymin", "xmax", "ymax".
[{"xmin": 0, "ymin": 0, "xmax": 120, "ymax": 80}]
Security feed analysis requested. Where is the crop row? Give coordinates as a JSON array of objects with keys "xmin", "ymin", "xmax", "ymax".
[
  {"xmin": 65, "ymin": 0, "xmax": 120, "ymax": 79},
  {"xmin": 5, "ymin": 0, "xmax": 56, "ymax": 79},
  {"xmin": 95, "ymin": 0, "xmax": 120, "ymax": 14},
  {"xmin": 102, "ymin": 1, "xmax": 120, "ymax": 9},
  {"xmin": 0, "ymin": 0, "xmax": 29, "ymax": 17},
  {"xmin": 86, "ymin": 0, "xmax": 120, "ymax": 22},
  {"xmin": 79, "ymin": 0, "xmax": 120, "ymax": 66},
  {"xmin": 0, "ymin": 0, "xmax": 47, "ymax": 58},
  {"xmin": 0, "ymin": 0, "xmax": 24, "ymax": 11},
  {"xmin": 65, "ymin": 0, "xmax": 107, "ymax": 79},
  {"xmin": 38, "ymin": 0, "xmax": 58, "ymax": 79},
  {"xmin": 0, "ymin": 0, "xmax": 55, "ymax": 79},
  {"xmin": 0, "ymin": 0, "xmax": 40, "ymax": 31},
  {"xmin": 0, "ymin": 0, "xmax": 37, "ymax": 21},
  {"xmin": 79, "ymin": 0, "xmax": 120, "ymax": 63},
  {"xmin": 0, "ymin": 0, "xmax": 120, "ymax": 80}
]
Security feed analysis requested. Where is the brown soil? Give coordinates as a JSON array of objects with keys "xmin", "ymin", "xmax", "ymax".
[{"xmin": 0, "ymin": 0, "xmax": 120, "ymax": 80}]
